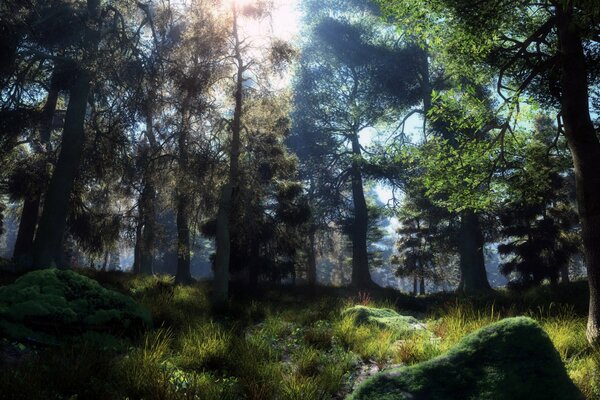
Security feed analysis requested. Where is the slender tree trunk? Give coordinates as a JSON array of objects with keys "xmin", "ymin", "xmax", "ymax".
[
  {"xmin": 419, "ymin": 276, "xmax": 425, "ymax": 295},
  {"xmin": 175, "ymin": 192, "xmax": 192, "ymax": 283},
  {"xmin": 560, "ymin": 265, "xmax": 570, "ymax": 284},
  {"xmin": 14, "ymin": 71, "xmax": 60, "ymax": 261},
  {"xmin": 175, "ymin": 105, "xmax": 192, "ymax": 284},
  {"xmin": 350, "ymin": 135, "xmax": 373, "ymax": 289},
  {"xmin": 556, "ymin": 6, "xmax": 600, "ymax": 345},
  {"xmin": 248, "ymin": 239, "xmax": 260, "ymax": 289},
  {"xmin": 213, "ymin": 4, "xmax": 243, "ymax": 306},
  {"xmin": 412, "ymin": 276, "xmax": 418, "ymax": 296},
  {"xmin": 133, "ymin": 220, "xmax": 143, "ymax": 274},
  {"xmin": 140, "ymin": 180, "xmax": 156, "ymax": 275},
  {"xmin": 307, "ymin": 227, "xmax": 317, "ymax": 287},
  {"xmin": 457, "ymin": 211, "xmax": 491, "ymax": 293},
  {"xmin": 32, "ymin": 71, "xmax": 90, "ymax": 268},
  {"xmin": 102, "ymin": 251, "xmax": 109, "ymax": 271}
]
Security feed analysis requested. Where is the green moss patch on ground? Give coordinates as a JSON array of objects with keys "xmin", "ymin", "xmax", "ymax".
[
  {"xmin": 349, "ymin": 317, "xmax": 584, "ymax": 400},
  {"xmin": 342, "ymin": 305, "xmax": 424, "ymax": 335},
  {"xmin": 0, "ymin": 269, "xmax": 151, "ymax": 344}
]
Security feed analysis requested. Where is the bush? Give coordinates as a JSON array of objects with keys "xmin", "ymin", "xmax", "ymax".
[{"xmin": 0, "ymin": 269, "xmax": 151, "ymax": 344}]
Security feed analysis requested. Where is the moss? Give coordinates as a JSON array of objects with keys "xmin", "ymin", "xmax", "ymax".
[
  {"xmin": 349, "ymin": 317, "xmax": 584, "ymax": 400},
  {"xmin": 342, "ymin": 305, "xmax": 422, "ymax": 334},
  {"xmin": 0, "ymin": 269, "xmax": 151, "ymax": 344}
]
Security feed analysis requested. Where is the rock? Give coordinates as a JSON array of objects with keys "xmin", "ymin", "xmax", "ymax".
[
  {"xmin": 348, "ymin": 317, "xmax": 584, "ymax": 400},
  {"xmin": 342, "ymin": 306, "xmax": 424, "ymax": 334},
  {"xmin": 0, "ymin": 269, "xmax": 151, "ymax": 345}
]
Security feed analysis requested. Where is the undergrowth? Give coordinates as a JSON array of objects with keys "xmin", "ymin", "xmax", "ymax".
[{"xmin": 0, "ymin": 271, "xmax": 598, "ymax": 399}]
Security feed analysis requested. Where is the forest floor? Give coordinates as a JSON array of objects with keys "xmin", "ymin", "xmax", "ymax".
[{"xmin": 1, "ymin": 270, "xmax": 599, "ymax": 399}]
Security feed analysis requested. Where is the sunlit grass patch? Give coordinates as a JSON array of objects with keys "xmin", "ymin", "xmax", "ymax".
[{"xmin": 177, "ymin": 322, "xmax": 232, "ymax": 370}]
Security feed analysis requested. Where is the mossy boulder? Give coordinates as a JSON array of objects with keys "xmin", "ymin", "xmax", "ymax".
[
  {"xmin": 0, "ymin": 269, "xmax": 151, "ymax": 345},
  {"xmin": 342, "ymin": 305, "xmax": 423, "ymax": 333},
  {"xmin": 348, "ymin": 317, "xmax": 583, "ymax": 400}
]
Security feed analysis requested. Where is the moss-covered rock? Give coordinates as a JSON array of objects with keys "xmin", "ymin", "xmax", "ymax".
[
  {"xmin": 342, "ymin": 305, "xmax": 423, "ymax": 333},
  {"xmin": 0, "ymin": 269, "xmax": 151, "ymax": 345},
  {"xmin": 348, "ymin": 317, "xmax": 583, "ymax": 400}
]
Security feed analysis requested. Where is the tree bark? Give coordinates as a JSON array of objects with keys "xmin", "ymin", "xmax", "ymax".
[
  {"xmin": 555, "ymin": 6, "xmax": 600, "ymax": 345},
  {"xmin": 175, "ymin": 103, "xmax": 192, "ymax": 284},
  {"xmin": 13, "ymin": 71, "xmax": 60, "ymax": 261},
  {"xmin": 560, "ymin": 265, "xmax": 570, "ymax": 284},
  {"xmin": 31, "ymin": 0, "xmax": 98, "ymax": 269},
  {"xmin": 213, "ymin": 4, "xmax": 243, "ymax": 306},
  {"xmin": 350, "ymin": 135, "xmax": 374, "ymax": 289},
  {"xmin": 13, "ymin": 198, "xmax": 41, "ymax": 260},
  {"xmin": 175, "ymin": 192, "xmax": 192, "ymax": 283},
  {"xmin": 419, "ymin": 276, "xmax": 426, "ymax": 295},
  {"xmin": 32, "ymin": 71, "xmax": 90, "ymax": 268},
  {"xmin": 307, "ymin": 227, "xmax": 317, "ymax": 287},
  {"xmin": 412, "ymin": 276, "xmax": 418, "ymax": 296},
  {"xmin": 457, "ymin": 211, "xmax": 491, "ymax": 293}
]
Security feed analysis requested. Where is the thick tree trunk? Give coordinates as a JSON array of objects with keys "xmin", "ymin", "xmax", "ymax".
[
  {"xmin": 31, "ymin": 0, "xmax": 98, "ymax": 269},
  {"xmin": 457, "ymin": 211, "xmax": 491, "ymax": 293},
  {"xmin": 307, "ymin": 227, "xmax": 317, "ymax": 287},
  {"xmin": 133, "ymin": 107, "xmax": 158, "ymax": 275},
  {"xmin": 13, "ymin": 72, "xmax": 60, "ymax": 261},
  {"xmin": 214, "ymin": 183, "xmax": 232, "ymax": 305},
  {"xmin": 32, "ymin": 71, "xmax": 90, "ymax": 268},
  {"xmin": 350, "ymin": 135, "xmax": 373, "ymax": 289},
  {"xmin": 556, "ymin": 7, "xmax": 600, "ymax": 345},
  {"xmin": 13, "ymin": 198, "xmax": 41, "ymax": 260},
  {"xmin": 213, "ymin": 5, "xmax": 243, "ymax": 306}
]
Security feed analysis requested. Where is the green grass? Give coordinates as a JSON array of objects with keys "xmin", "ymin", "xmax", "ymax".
[{"xmin": 0, "ymin": 271, "xmax": 598, "ymax": 399}]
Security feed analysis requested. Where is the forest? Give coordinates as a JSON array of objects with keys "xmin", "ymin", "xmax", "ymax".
[{"xmin": 0, "ymin": 0, "xmax": 600, "ymax": 399}]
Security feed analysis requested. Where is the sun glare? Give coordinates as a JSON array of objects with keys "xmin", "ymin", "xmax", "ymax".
[{"xmin": 224, "ymin": 0, "xmax": 299, "ymax": 40}]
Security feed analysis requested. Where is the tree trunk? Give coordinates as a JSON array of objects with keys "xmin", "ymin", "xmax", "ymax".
[
  {"xmin": 213, "ymin": 4, "xmax": 243, "ymax": 306},
  {"xmin": 412, "ymin": 276, "xmax": 418, "ymax": 296},
  {"xmin": 419, "ymin": 276, "xmax": 425, "ymax": 295},
  {"xmin": 556, "ymin": 6, "xmax": 600, "ymax": 345},
  {"xmin": 13, "ymin": 71, "xmax": 60, "ymax": 261},
  {"xmin": 32, "ymin": 71, "xmax": 90, "ymax": 268},
  {"xmin": 350, "ymin": 135, "xmax": 373, "ymax": 289},
  {"xmin": 175, "ymin": 103, "xmax": 192, "ymax": 284},
  {"xmin": 457, "ymin": 211, "xmax": 491, "ymax": 293},
  {"xmin": 31, "ymin": 0, "xmax": 99, "ymax": 269},
  {"xmin": 133, "ymin": 178, "xmax": 156, "ymax": 275},
  {"xmin": 13, "ymin": 197, "xmax": 41, "ymax": 260},
  {"xmin": 560, "ymin": 265, "xmax": 570, "ymax": 284},
  {"xmin": 175, "ymin": 192, "xmax": 192, "ymax": 283},
  {"xmin": 133, "ymin": 220, "xmax": 143, "ymax": 274},
  {"xmin": 307, "ymin": 227, "xmax": 317, "ymax": 287}
]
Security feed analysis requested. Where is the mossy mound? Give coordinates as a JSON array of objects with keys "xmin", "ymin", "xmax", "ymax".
[
  {"xmin": 342, "ymin": 305, "xmax": 423, "ymax": 333},
  {"xmin": 348, "ymin": 317, "xmax": 583, "ymax": 400},
  {"xmin": 0, "ymin": 269, "xmax": 151, "ymax": 345}
]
